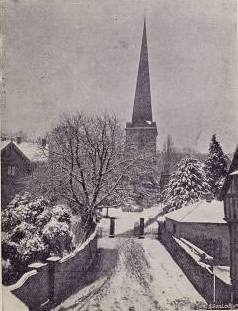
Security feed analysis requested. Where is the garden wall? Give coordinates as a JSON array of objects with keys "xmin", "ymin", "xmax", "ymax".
[
  {"xmin": 159, "ymin": 228, "xmax": 231, "ymax": 304},
  {"xmin": 7, "ymin": 229, "xmax": 98, "ymax": 310},
  {"xmin": 165, "ymin": 218, "xmax": 230, "ymax": 265}
]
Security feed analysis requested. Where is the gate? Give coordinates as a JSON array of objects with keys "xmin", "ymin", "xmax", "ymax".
[{"xmin": 97, "ymin": 217, "xmax": 159, "ymax": 239}]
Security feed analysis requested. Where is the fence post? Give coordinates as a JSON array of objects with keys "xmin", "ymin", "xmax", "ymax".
[
  {"xmin": 134, "ymin": 223, "xmax": 137, "ymax": 237},
  {"xmin": 139, "ymin": 218, "xmax": 144, "ymax": 239},
  {"xmin": 47, "ymin": 256, "xmax": 60, "ymax": 304},
  {"xmin": 109, "ymin": 217, "xmax": 115, "ymax": 238},
  {"xmin": 26, "ymin": 262, "xmax": 48, "ymax": 309}
]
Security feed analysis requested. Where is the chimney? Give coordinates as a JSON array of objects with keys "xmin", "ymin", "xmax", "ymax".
[
  {"xmin": 42, "ymin": 138, "xmax": 47, "ymax": 147},
  {"xmin": 16, "ymin": 136, "xmax": 22, "ymax": 144}
]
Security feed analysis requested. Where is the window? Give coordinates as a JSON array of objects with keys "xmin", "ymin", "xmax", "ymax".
[{"xmin": 7, "ymin": 166, "xmax": 16, "ymax": 176}]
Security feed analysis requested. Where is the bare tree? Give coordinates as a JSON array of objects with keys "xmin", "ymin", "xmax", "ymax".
[
  {"xmin": 31, "ymin": 113, "xmax": 152, "ymax": 231},
  {"xmin": 162, "ymin": 135, "xmax": 175, "ymax": 174}
]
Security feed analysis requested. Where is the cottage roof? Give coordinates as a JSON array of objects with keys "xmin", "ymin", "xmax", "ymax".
[
  {"xmin": 164, "ymin": 200, "xmax": 226, "ymax": 224},
  {"xmin": 1, "ymin": 140, "xmax": 48, "ymax": 163}
]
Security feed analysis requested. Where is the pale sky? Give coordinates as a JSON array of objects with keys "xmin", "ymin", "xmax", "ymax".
[{"xmin": 3, "ymin": 0, "xmax": 238, "ymax": 153}]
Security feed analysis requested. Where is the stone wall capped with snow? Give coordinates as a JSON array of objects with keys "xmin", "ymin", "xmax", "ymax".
[
  {"xmin": 165, "ymin": 219, "xmax": 229, "ymax": 265},
  {"xmin": 164, "ymin": 201, "xmax": 230, "ymax": 265},
  {"xmin": 6, "ymin": 229, "xmax": 98, "ymax": 310}
]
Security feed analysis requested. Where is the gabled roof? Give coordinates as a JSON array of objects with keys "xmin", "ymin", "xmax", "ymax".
[
  {"xmin": 164, "ymin": 200, "xmax": 226, "ymax": 224},
  {"xmin": 1, "ymin": 140, "xmax": 48, "ymax": 163},
  {"xmin": 219, "ymin": 147, "xmax": 238, "ymax": 200}
]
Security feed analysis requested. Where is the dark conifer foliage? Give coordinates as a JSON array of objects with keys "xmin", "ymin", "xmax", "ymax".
[{"xmin": 205, "ymin": 134, "xmax": 228, "ymax": 198}]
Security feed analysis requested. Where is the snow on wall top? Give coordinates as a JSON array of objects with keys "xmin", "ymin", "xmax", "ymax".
[
  {"xmin": 164, "ymin": 200, "xmax": 226, "ymax": 224},
  {"xmin": 1, "ymin": 141, "xmax": 48, "ymax": 162}
]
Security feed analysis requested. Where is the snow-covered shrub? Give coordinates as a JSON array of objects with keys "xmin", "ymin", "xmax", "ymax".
[
  {"xmin": 2, "ymin": 210, "xmax": 19, "ymax": 232},
  {"xmin": 35, "ymin": 209, "xmax": 52, "ymax": 227},
  {"xmin": 122, "ymin": 203, "xmax": 143, "ymax": 212},
  {"xmin": 2, "ymin": 235, "xmax": 18, "ymax": 265},
  {"xmin": 51, "ymin": 204, "xmax": 71, "ymax": 224},
  {"xmin": 42, "ymin": 218, "xmax": 74, "ymax": 256},
  {"xmin": 11, "ymin": 222, "xmax": 37, "ymax": 243},
  {"xmin": 163, "ymin": 157, "xmax": 210, "ymax": 213},
  {"xmin": 2, "ymin": 192, "xmax": 76, "ymax": 285},
  {"xmin": 2, "ymin": 193, "xmax": 50, "ymax": 232},
  {"xmin": 18, "ymin": 236, "xmax": 48, "ymax": 263},
  {"xmin": 2, "ymin": 259, "xmax": 16, "ymax": 285}
]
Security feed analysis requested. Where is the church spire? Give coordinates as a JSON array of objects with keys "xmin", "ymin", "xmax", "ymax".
[
  {"xmin": 132, "ymin": 18, "xmax": 152, "ymax": 125},
  {"xmin": 125, "ymin": 18, "xmax": 157, "ymax": 157}
]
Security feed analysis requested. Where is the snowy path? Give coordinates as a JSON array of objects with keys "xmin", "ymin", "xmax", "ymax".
[{"xmin": 52, "ymin": 237, "xmax": 205, "ymax": 311}]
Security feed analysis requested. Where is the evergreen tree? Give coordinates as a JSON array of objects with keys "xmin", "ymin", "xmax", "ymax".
[
  {"xmin": 205, "ymin": 134, "xmax": 228, "ymax": 197},
  {"xmin": 163, "ymin": 157, "xmax": 210, "ymax": 213}
]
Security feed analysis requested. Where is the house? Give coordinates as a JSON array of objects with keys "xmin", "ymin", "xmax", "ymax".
[
  {"xmin": 220, "ymin": 147, "xmax": 238, "ymax": 304},
  {"xmin": 1, "ymin": 137, "xmax": 48, "ymax": 207},
  {"xmin": 164, "ymin": 200, "xmax": 230, "ymax": 265}
]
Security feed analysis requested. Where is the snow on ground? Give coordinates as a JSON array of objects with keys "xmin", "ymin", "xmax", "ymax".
[
  {"xmin": 2, "ymin": 286, "xmax": 29, "ymax": 311},
  {"xmin": 142, "ymin": 239, "xmax": 205, "ymax": 308},
  {"xmin": 51, "ymin": 206, "xmax": 206, "ymax": 311},
  {"xmin": 52, "ymin": 237, "xmax": 205, "ymax": 311},
  {"xmin": 100, "ymin": 205, "xmax": 163, "ymax": 235}
]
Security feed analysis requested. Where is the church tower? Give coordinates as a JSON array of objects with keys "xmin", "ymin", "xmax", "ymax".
[{"xmin": 125, "ymin": 19, "xmax": 157, "ymax": 157}]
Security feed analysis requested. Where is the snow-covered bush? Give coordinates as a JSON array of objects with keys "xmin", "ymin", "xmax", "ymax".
[
  {"xmin": 122, "ymin": 200, "xmax": 143, "ymax": 212},
  {"xmin": 51, "ymin": 204, "xmax": 71, "ymax": 224},
  {"xmin": 17, "ymin": 236, "xmax": 48, "ymax": 263},
  {"xmin": 2, "ymin": 193, "xmax": 76, "ymax": 285},
  {"xmin": 11, "ymin": 222, "xmax": 36, "ymax": 243},
  {"xmin": 2, "ymin": 259, "xmax": 15, "ymax": 285},
  {"xmin": 163, "ymin": 157, "xmax": 210, "ymax": 213},
  {"xmin": 35, "ymin": 209, "xmax": 52, "ymax": 228},
  {"xmin": 2, "ymin": 192, "xmax": 50, "ymax": 231},
  {"xmin": 43, "ymin": 218, "xmax": 74, "ymax": 256}
]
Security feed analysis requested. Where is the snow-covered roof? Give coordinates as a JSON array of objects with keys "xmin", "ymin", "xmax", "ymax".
[
  {"xmin": 1, "ymin": 140, "xmax": 48, "ymax": 162},
  {"xmin": 165, "ymin": 200, "xmax": 226, "ymax": 224},
  {"xmin": 1, "ymin": 140, "xmax": 10, "ymax": 150}
]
